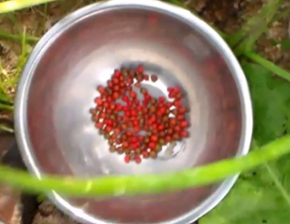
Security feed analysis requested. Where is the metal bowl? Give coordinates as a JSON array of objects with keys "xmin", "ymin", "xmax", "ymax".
[{"xmin": 15, "ymin": 1, "xmax": 252, "ymax": 223}]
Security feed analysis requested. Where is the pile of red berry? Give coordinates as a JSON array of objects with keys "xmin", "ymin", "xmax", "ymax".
[{"xmin": 90, "ymin": 65, "xmax": 190, "ymax": 164}]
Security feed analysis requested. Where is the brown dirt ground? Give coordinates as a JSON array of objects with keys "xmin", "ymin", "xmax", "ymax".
[{"xmin": 0, "ymin": 0, "xmax": 289, "ymax": 223}]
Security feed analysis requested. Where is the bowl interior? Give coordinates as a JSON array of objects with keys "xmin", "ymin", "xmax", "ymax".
[{"xmin": 21, "ymin": 5, "xmax": 245, "ymax": 224}]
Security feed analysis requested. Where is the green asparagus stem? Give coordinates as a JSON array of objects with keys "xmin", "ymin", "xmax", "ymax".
[{"xmin": 0, "ymin": 134, "xmax": 290, "ymax": 197}]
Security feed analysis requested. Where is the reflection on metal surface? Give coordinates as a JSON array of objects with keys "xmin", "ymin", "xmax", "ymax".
[{"xmin": 158, "ymin": 141, "xmax": 186, "ymax": 160}]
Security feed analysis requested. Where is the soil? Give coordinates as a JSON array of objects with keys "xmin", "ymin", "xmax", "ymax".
[{"xmin": 0, "ymin": 0, "xmax": 289, "ymax": 224}]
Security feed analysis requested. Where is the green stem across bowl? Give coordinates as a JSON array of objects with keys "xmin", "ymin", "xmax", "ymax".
[{"xmin": 1, "ymin": 134, "xmax": 290, "ymax": 197}]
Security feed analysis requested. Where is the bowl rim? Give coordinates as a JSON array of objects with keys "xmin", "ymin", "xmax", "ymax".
[{"xmin": 14, "ymin": 0, "xmax": 253, "ymax": 223}]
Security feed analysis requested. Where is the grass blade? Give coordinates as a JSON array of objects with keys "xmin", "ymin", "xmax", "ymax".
[
  {"xmin": 0, "ymin": 30, "xmax": 39, "ymax": 43},
  {"xmin": 245, "ymin": 52, "xmax": 290, "ymax": 82},
  {"xmin": 264, "ymin": 163, "xmax": 290, "ymax": 206},
  {"xmin": 0, "ymin": 124, "xmax": 14, "ymax": 133},
  {"xmin": 231, "ymin": 0, "xmax": 285, "ymax": 55}
]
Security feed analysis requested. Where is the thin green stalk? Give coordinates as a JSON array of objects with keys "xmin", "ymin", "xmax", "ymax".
[
  {"xmin": 270, "ymin": 6, "xmax": 290, "ymax": 25},
  {"xmin": 0, "ymin": 124, "xmax": 14, "ymax": 133},
  {"xmin": 14, "ymin": 27, "xmax": 28, "ymax": 81},
  {"xmin": 0, "ymin": 30, "xmax": 39, "ymax": 43},
  {"xmin": 0, "ymin": 0, "xmax": 58, "ymax": 14},
  {"xmin": 0, "ymin": 59, "xmax": 8, "ymax": 77},
  {"xmin": 264, "ymin": 163, "xmax": 290, "ymax": 206},
  {"xmin": 232, "ymin": 0, "xmax": 284, "ymax": 55},
  {"xmin": 0, "ymin": 94, "xmax": 10, "ymax": 103},
  {"xmin": 1, "ymin": 134, "xmax": 290, "ymax": 197},
  {"xmin": 252, "ymin": 140, "xmax": 290, "ymax": 207},
  {"xmin": 0, "ymin": 104, "xmax": 13, "ymax": 110},
  {"xmin": 245, "ymin": 52, "xmax": 290, "ymax": 82}
]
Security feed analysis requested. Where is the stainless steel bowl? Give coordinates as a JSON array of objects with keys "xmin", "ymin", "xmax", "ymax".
[{"xmin": 15, "ymin": 1, "xmax": 253, "ymax": 223}]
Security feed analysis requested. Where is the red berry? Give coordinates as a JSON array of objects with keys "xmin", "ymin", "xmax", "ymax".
[
  {"xmin": 178, "ymin": 107, "xmax": 187, "ymax": 114},
  {"xmin": 158, "ymin": 97, "xmax": 165, "ymax": 103},
  {"xmin": 95, "ymin": 122, "xmax": 103, "ymax": 129},
  {"xmin": 113, "ymin": 85, "xmax": 119, "ymax": 91},
  {"xmin": 169, "ymin": 91, "xmax": 176, "ymax": 98},
  {"xmin": 135, "ymin": 156, "xmax": 142, "ymax": 164},
  {"xmin": 131, "ymin": 136, "xmax": 138, "ymax": 142},
  {"xmin": 173, "ymin": 101, "xmax": 181, "ymax": 107},
  {"xmin": 122, "ymin": 95, "xmax": 128, "ymax": 102},
  {"xmin": 149, "ymin": 116, "xmax": 156, "ymax": 124},
  {"xmin": 177, "ymin": 114, "xmax": 184, "ymax": 120},
  {"xmin": 110, "ymin": 104, "xmax": 115, "ymax": 110},
  {"xmin": 131, "ymin": 110, "xmax": 137, "ymax": 117},
  {"xmin": 142, "ymin": 100, "xmax": 148, "ymax": 106},
  {"xmin": 123, "ymin": 141, "xmax": 129, "ymax": 148},
  {"xmin": 158, "ymin": 125, "xmax": 164, "ymax": 131},
  {"xmin": 129, "ymin": 91, "xmax": 137, "ymax": 98},
  {"xmin": 114, "ymin": 69, "xmax": 121, "ymax": 77},
  {"xmin": 151, "ymin": 74, "xmax": 158, "ymax": 82},
  {"xmin": 126, "ymin": 131, "xmax": 133, "ymax": 136},
  {"xmin": 114, "ymin": 128, "xmax": 121, "ymax": 135},
  {"xmin": 165, "ymin": 136, "xmax": 171, "ymax": 142},
  {"xmin": 107, "ymin": 96, "xmax": 113, "ymax": 102},
  {"xmin": 143, "ymin": 74, "xmax": 149, "ymax": 80},
  {"xmin": 180, "ymin": 130, "xmax": 188, "ymax": 137},
  {"xmin": 112, "ymin": 77, "xmax": 119, "ymax": 85},
  {"xmin": 144, "ymin": 93, "xmax": 151, "ymax": 101},
  {"xmin": 173, "ymin": 87, "xmax": 180, "ymax": 93},
  {"xmin": 100, "ymin": 113, "xmax": 106, "ymax": 119},
  {"xmin": 107, "ymin": 80, "xmax": 113, "ymax": 88},
  {"xmin": 175, "ymin": 92, "xmax": 182, "ymax": 100},
  {"xmin": 167, "ymin": 87, "xmax": 174, "ymax": 92},
  {"xmin": 135, "ymin": 83, "xmax": 141, "ymax": 88},
  {"xmin": 159, "ymin": 107, "xmax": 166, "ymax": 115},
  {"xmin": 103, "ymin": 102, "xmax": 109, "ymax": 108},
  {"xmin": 166, "ymin": 102, "xmax": 172, "ymax": 108},
  {"xmin": 124, "ymin": 156, "xmax": 130, "ymax": 163},
  {"xmin": 137, "ymin": 105, "xmax": 143, "ymax": 112},
  {"xmin": 174, "ymin": 126, "xmax": 181, "ymax": 132},
  {"xmin": 142, "ymin": 151, "xmax": 149, "ymax": 158},
  {"xmin": 97, "ymin": 86, "xmax": 105, "ymax": 94},
  {"xmin": 95, "ymin": 97, "xmax": 103, "ymax": 105},
  {"xmin": 150, "ymin": 135, "xmax": 158, "ymax": 142},
  {"xmin": 105, "ymin": 126, "xmax": 112, "ymax": 133},
  {"xmin": 144, "ymin": 125, "xmax": 150, "ymax": 131},
  {"xmin": 180, "ymin": 120, "xmax": 189, "ymax": 127},
  {"xmin": 127, "ymin": 101, "xmax": 133, "ymax": 107},
  {"xmin": 115, "ymin": 103, "xmax": 122, "ymax": 111},
  {"xmin": 125, "ymin": 111, "xmax": 131, "ymax": 117},
  {"xmin": 120, "ymin": 82, "xmax": 125, "ymax": 88},
  {"xmin": 113, "ymin": 92, "xmax": 119, "ymax": 99},
  {"xmin": 148, "ymin": 142, "xmax": 156, "ymax": 149},
  {"xmin": 132, "ymin": 143, "xmax": 139, "ymax": 149},
  {"xmin": 169, "ymin": 118, "xmax": 177, "ymax": 126},
  {"xmin": 137, "ymin": 65, "xmax": 144, "ymax": 74}
]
